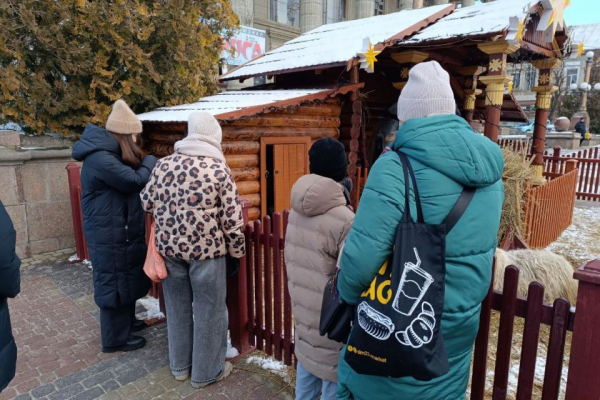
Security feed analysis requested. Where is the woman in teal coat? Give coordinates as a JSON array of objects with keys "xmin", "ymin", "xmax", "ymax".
[{"xmin": 337, "ymin": 61, "xmax": 504, "ymax": 400}]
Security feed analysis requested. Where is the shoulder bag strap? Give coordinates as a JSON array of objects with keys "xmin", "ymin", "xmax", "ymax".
[
  {"xmin": 443, "ymin": 187, "xmax": 476, "ymax": 234},
  {"xmin": 396, "ymin": 151, "xmax": 424, "ymax": 223}
]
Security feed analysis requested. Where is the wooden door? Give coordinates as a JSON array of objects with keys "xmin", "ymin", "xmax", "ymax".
[{"xmin": 260, "ymin": 137, "xmax": 311, "ymax": 218}]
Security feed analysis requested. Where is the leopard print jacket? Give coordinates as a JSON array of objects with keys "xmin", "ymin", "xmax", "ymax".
[{"xmin": 140, "ymin": 154, "xmax": 245, "ymax": 261}]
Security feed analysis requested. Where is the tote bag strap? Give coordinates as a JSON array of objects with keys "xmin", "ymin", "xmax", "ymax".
[
  {"xmin": 442, "ymin": 186, "xmax": 476, "ymax": 233},
  {"xmin": 396, "ymin": 151, "xmax": 424, "ymax": 223}
]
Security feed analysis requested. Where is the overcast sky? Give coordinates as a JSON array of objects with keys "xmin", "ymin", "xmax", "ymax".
[{"xmin": 565, "ymin": 0, "xmax": 600, "ymax": 26}]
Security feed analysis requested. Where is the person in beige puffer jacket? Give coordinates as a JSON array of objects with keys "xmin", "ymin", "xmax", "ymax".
[{"xmin": 285, "ymin": 138, "xmax": 354, "ymax": 400}]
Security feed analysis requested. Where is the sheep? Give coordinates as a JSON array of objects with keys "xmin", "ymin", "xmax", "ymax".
[{"xmin": 494, "ymin": 248, "xmax": 578, "ymax": 305}]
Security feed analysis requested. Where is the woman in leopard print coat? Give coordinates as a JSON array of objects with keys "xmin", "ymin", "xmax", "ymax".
[{"xmin": 140, "ymin": 111, "xmax": 244, "ymax": 388}]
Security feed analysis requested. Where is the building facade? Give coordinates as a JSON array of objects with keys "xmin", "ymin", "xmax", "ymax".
[{"xmin": 510, "ymin": 23, "xmax": 600, "ymax": 115}]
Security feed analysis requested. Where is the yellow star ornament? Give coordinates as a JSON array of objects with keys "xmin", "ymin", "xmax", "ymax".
[{"xmin": 358, "ymin": 38, "xmax": 380, "ymax": 73}]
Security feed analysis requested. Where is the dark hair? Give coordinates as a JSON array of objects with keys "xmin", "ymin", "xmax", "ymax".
[
  {"xmin": 581, "ymin": 117, "xmax": 585, "ymax": 121},
  {"xmin": 111, "ymin": 133, "xmax": 143, "ymax": 169}
]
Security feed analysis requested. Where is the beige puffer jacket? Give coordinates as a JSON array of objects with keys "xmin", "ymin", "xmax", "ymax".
[{"xmin": 284, "ymin": 174, "xmax": 354, "ymax": 382}]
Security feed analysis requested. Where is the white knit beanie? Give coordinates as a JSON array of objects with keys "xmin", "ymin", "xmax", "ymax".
[
  {"xmin": 106, "ymin": 99, "xmax": 143, "ymax": 135},
  {"xmin": 187, "ymin": 111, "xmax": 222, "ymax": 143},
  {"xmin": 396, "ymin": 61, "xmax": 456, "ymax": 122}
]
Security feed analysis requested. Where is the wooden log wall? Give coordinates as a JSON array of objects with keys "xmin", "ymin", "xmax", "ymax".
[{"xmin": 143, "ymin": 98, "xmax": 342, "ymax": 221}]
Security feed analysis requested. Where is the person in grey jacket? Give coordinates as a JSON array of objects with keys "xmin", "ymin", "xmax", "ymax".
[{"xmin": 284, "ymin": 138, "xmax": 354, "ymax": 400}]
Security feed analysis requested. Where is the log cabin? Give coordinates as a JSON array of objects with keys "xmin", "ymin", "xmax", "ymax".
[{"xmin": 140, "ymin": 0, "xmax": 570, "ymax": 220}]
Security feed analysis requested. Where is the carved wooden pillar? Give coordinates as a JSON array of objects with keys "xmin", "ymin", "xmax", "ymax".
[
  {"xmin": 478, "ymin": 41, "xmax": 520, "ymax": 142},
  {"xmin": 391, "ymin": 50, "xmax": 429, "ymax": 94},
  {"xmin": 349, "ymin": 66, "xmax": 361, "ymax": 203},
  {"xmin": 530, "ymin": 58, "xmax": 561, "ymax": 183},
  {"xmin": 457, "ymin": 66, "xmax": 484, "ymax": 123}
]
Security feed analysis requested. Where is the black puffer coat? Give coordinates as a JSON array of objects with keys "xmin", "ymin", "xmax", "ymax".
[
  {"xmin": 73, "ymin": 124, "xmax": 157, "ymax": 309},
  {"xmin": 0, "ymin": 201, "xmax": 20, "ymax": 392}
]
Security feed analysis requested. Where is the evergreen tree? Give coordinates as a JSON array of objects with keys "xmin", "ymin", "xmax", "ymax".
[{"xmin": 0, "ymin": 0, "xmax": 238, "ymax": 136}]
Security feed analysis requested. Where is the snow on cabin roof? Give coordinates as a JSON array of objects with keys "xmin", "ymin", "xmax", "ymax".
[
  {"xmin": 220, "ymin": 4, "xmax": 453, "ymax": 81},
  {"xmin": 569, "ymin": 23, "xmax": 600, "ymax": 51},
  {"xmin": 138, "ymin": 86, "xmax": 360, "ymax": 123},
  {"xmin": 403, "ymin": 0, "xmax": 536, "ymax": 45}
]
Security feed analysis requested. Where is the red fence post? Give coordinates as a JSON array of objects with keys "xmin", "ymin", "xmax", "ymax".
[
  {"xmin": 552, "ymin": 146, "xmax": 561, "ymax": 174},
  {"xmin": 227, "ymin": 198, "xmax": 254, "ymax": 358},
  {"xmin": 565, "ymin": 259, "xmax": 600, "ymax": 400},
  {"xmin": 65, "ymin": 163, "xmax": 88, "ymax": 263}
]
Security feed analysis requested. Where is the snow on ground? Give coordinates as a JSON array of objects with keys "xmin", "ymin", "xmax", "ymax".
[
  {"xmin": 246, "ymin": 355, "xmax": 291, "ymax": 383},
  {"xmin": 136, "ymin": 296, "xmax": 165, "ymax": 320},
  {"xmin": 227, "ymin": 332, "xmax": 239, "ymax": 359},
  {"xmin": 547, "ymin": 205, "xmax": 600, "ymax": 268}
]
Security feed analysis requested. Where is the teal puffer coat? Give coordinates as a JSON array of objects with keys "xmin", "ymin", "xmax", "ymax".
[{"xmin": 337, "ymin": 114, "xmax": 504, "ymax": 400}]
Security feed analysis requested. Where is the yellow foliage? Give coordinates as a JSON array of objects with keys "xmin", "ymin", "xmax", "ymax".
[{"xmin": 0, "ymin": 0, "xmax": 240, "ymax": 137}]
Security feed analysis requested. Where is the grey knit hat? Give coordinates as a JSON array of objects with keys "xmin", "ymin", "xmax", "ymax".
[
  {"xmin": 187, "ymin": 111, "xmax": 223, "ymax": 143},
  {"xmin": 396, "ymin": 61, "xmax": 456, "ymax": 122}
]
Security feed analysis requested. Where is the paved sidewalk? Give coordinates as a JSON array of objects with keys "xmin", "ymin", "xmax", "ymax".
[{"xmin": 1, "ymin": 260, "xmax": 293, "ymax": 400}]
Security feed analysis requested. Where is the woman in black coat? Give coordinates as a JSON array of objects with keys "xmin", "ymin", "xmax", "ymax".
[
  {"xmin": 72, "ymin": 100, "xmax": 157, "ymax": 353},
  {"xmin": 0, "ymin": 201, "xmax": 20, "ymax": 392}
]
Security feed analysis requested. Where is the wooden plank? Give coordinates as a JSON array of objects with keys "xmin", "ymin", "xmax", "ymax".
[
  {"xmin": 541, "ymin": 299, "xmax": 570, "ymax": 400},
  {"xmin": 263, "ymin": 216, "xmax": 273, "ymax": 356},
  {"xmin": 222, "ymin": 126, "xmax": 339, "ymax": 141},
  {"xmin": 273, "ymin": 213, "xmax": 283, "ymax": 361},
  {"xmin": 222, "ymin": 141, "xmax": 260, "ymax": 155},
  {"xmin": 237, "ymin": 181, "xmax": 260, "ymax": 196},
  {"xmin": 225, "ymin": 154, "xmax": 259, "ymax": 168},
  {"xmin": 282, "ymin": 210, "xmax": 293, "ymax": 365},
  {"xmin": 470, "ymin": 260, "xmax": 495, "ymax": 400},
  {"xmin": 516, "ymin": 283, "xmax": 545, "ymax": 400},
  {"xmin": 231, "ymin": 167, "xmax": 260, "ymax": 182},
  {"xmin": 493, "ymin": 266, "xmax": 520, "ymax": 400},
  {"xmin": 254, "ymin": 220, "xmax": 264, "ymax": 350},
  {"xmin": 246, "ymin": 225, "xmax": 256, "ymax": 345},
  {"xmin": 226, "ymin": 115, "xmax": 340, "ymax": 128}
]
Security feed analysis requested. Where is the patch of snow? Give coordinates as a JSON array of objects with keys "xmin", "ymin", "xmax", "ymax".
[
  {"xmin": 246, "ymin": 355, "xmax": 291, "ymax": 382},
  {"xmin": 547, "ymin": 206, "xmax": 600, "ymax": 267},
  {"xmin": 20, "ymin": 146, "xmax": 47, "ymax": 150},
  {"xmin": 136, "ymin": 296, "xmax": 165, "ymax": 320},
  {"xmin": 227, "ymin": 332, "xmax": 239, "ymax": 358}
]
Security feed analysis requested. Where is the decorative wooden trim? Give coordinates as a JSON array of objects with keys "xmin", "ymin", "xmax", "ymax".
[
  {"xmin": 375, "ymin": 4, "xmax": 455, "ymax": 50},
  {"xmin": 259, "ymin": 136, "xmax": 311, "ymax": 218},
  {"xmin": 390, "ymin": 50, "xmax": 429, "ymax": 65},
  {"xmin": 531, "ymin": 58, "xmax": 563, "ymax": 71},
  {"xmin": 393, "ymin": 82, "xmax": 407, "ymax": 90},
  {"xmin": 480, "ymin": 75, "xmax": 512, "ymax": 106},
  {"xmin": 477, "ymin": 40, "xmax": 520, "ymax": 55},
  {"xmin": 456, "ymin": 66, "xmax": 486, "ymax": 76}
]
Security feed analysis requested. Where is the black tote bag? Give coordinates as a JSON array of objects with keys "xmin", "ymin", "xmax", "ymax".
[{"xmin": 344, "ymin": 151, "xmax": 474, "ymax": 381}]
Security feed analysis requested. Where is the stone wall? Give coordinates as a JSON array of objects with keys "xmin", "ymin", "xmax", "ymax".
[{"xmin": 0, "ymin": 130, "xmax": 77, "ymax": 259}]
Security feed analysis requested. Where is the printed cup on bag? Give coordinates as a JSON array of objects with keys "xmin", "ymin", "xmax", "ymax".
[{"xmin": 392, "ymin": 248, "xmax": 433, "ymax": 316}]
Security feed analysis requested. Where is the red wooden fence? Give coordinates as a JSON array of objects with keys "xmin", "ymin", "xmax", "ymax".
[
  {"xmin": 523, "ymin": 162, "xmax": 578, "ymax": 248},
  {"xmin": 543, "ymin": 147, "xmax": 600, "ymax": 201},
  {"xmin": 237, "ymin": 213, "xmax": 600, "ymax": 399},
  {"xmin": 66, "ymin": 162, "xmax": 600, "ymax": 399}
]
